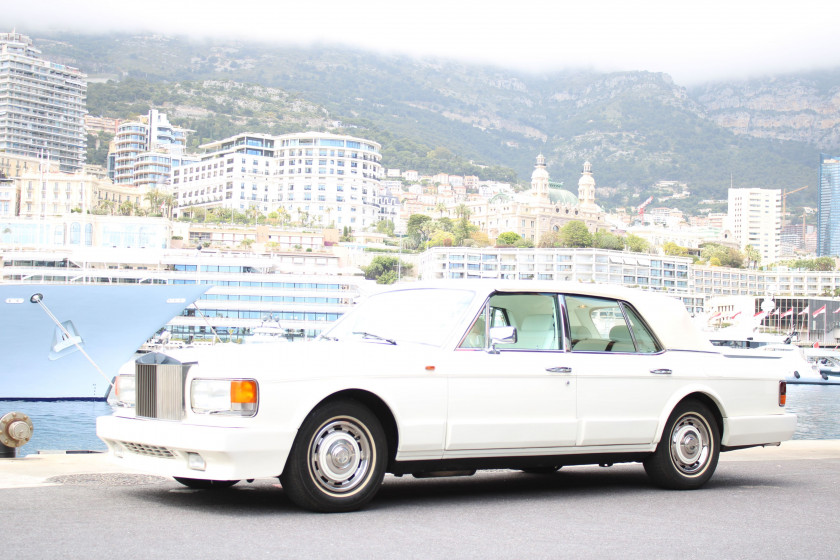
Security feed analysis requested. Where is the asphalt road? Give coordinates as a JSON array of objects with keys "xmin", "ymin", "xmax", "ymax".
[{"xmin": 3, "ymin": 453, "xmax": 838, "ymax": 560}]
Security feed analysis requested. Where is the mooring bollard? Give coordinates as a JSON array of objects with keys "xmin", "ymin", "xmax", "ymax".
[{"xmin": 0, "ymin": 411, "xmax": 34, "ymax": 458}]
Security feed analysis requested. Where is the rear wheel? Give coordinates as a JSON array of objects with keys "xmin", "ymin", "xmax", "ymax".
[
  {"xmin": 280, "ymin": 399, "xmax": 386, "ymax": 512},
  {"xmin": 644, "ymin": 400, "xmax": 720, "ymax": 490},
  {"xmin": 173, "ymin": 477, "xmax": 239, "ymax": 490}
]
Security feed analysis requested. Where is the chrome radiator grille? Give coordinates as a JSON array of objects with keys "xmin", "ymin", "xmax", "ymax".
[{"xmin": 135, "ymin": 354, "xmax": 190, "ymax": 420}]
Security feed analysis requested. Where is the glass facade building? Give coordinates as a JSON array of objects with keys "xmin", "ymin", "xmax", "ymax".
[{"xmin": 817, "ymin": 153, "xmax": 840, "ymax": 256}]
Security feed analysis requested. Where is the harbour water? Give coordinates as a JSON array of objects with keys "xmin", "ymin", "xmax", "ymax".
[{"xmin": 4, "ymin": 384, "xmax": 840, "ymax": 457}]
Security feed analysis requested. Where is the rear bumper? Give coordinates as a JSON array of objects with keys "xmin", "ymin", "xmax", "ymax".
[
  {"xmin": 722, "ymin": 413, "xmax": 797, "ymax": 448},
  {"xmin": 96, "ymin": 414, "xmax": 296, "ymax": 481}
]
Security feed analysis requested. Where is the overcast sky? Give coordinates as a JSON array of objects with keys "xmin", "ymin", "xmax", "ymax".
[{"xmin": 4, "ymin": 0, "xmax": 838, "ymax": 85}]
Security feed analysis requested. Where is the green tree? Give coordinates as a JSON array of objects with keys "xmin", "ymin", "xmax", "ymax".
[
  {"xmin": 406, "ymin": 214, "xmax": 433, "ymax": 246},
  {"xmin": 375, "ymin": 219, "xmax": 395, "ymax": 236},
  {"xmin": 537, "ymin": 231, "xmax": 563, "ymax": 248},
  {"xmin": 361, "ymin": 255, "xmax": 413, "ymax": 284},
  {"xmin": 663, "ymin": 241, "xmax": 689, "ymax": 257},
  {"xmin": 429, "ymin": 230, "xmax": 455, "ymax": 247},
  {"xmin": 625, "ymin": 234, "xmax": 650, "ymax": 253},
  {"xmin": 497, "ymin": 231, "xmax": 521, "ymax": 246},
  {"xmin": 815, "ymin": 256, "xmax": 836, "ymax": 271},
  {"xmin": 593, "ymin": 231, "xmax": 625, "ymax": 251},
  {"xmin": 558, "ymin": 221, "xmax": 593, "ymax": 248}
]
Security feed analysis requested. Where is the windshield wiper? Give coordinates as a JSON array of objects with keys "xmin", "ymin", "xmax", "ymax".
[{"xmin": 352, "ymin": 331, "xmax": 397, "ymax": 345}]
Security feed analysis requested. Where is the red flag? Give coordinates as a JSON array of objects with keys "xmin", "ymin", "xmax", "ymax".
[
  {"xmin": 813, "ymin": 305, "xmax": 826, "ymax": 318},
  {"xmin": 814, "ymin": 341, "xmax": 820, "ymax": 348},
  {"xmin": 799, "ymin": 306, "xmax": 810, "ymax": 315},
  {"xmin": 780, "ymin": 308, "xmax": 793, "ymax": 318}
]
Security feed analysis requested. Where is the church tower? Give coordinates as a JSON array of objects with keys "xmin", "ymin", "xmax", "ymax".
[
  {"xmin": 531, "ymin": 153, "xmax": 550, "ymax": 201},
  {"xmin": 578, "ymin": 161, "xmax": 597, "ymax": 209}
]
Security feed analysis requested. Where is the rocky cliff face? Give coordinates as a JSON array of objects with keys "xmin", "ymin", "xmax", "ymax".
[{"xmin": 692, "ymin": 76, "xmax": 840, "ymax": 149}]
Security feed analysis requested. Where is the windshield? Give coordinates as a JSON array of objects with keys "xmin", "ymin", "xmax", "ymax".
[{"xmin": 322, "ymin": 288, "xmax": 477, "ymax": 347}]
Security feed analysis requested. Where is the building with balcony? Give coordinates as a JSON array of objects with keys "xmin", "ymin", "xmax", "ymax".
[
  {"xmin": 173, "ymin": 131, "xmax": 385, "ymax": 231},
  {"xmin": 108, "ymin": 110, "xmax": 191, "ymax": 189},
  {"xmin": 0, "ymin": 32, "xmax": 87, "ymax": 171},
  {"xmin": 727, "ymin": 188, "xmax": 781, "ymax": 265}
]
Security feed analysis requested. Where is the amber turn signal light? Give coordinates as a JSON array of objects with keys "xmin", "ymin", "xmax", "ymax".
[
  {"xmin": 779, "ymin": 381, "xmax": 787, "ymax": 407},
  {"xmin": 231, "ymin": 380, "xmax": 258, "ymax": 404}
]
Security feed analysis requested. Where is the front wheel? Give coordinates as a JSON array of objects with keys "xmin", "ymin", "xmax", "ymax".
[
  {"xmin": 643, "ymin": 400, "xmax": 720, "ymax": 490},
  {"xmin": 280, "ymin": 399, "xmax": 387, "ymax": 512}
]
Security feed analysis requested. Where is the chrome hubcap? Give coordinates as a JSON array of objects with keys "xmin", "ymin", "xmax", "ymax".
[
  {"xmin": 309, "ymin": 418, "xmax": 372, "ymax": 495},
  {"xmin": 669, "ymin": 413, "xmax": 711, "ymax": 476}
]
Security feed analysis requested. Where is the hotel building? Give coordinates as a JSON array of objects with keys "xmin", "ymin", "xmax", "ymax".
[
  {"xmin": 0, "ymin": 32, "xmax": 87, "ymax": 171},
  {"xmin": 108, "ymin": 110, "xmax": 192, "ymax": 189},
  {"xmin": 727, "ymin": 188, "xmax": 781, "ymax": 265},
  {"xmin": 173, "ymin": 131, "xmax": 389, "ymax": 230}
]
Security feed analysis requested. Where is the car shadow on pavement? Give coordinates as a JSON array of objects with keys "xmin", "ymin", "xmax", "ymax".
[{"xmin": 109, "ymin": 462, "xmax": 794, "ymax": 514}]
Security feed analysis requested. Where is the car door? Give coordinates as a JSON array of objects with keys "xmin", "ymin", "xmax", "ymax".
[
  {"xmin": 441, "ymin": 292, "xmax": 578, "ymax": 454},
  {"xmin": 562, "ymin": 293, "xmax": 692, "ymax": 447}
]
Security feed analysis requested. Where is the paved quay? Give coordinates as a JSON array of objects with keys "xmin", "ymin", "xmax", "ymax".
[{"xmin": 2, "ymin": 441, "xmax": 839, "ymax": 560}]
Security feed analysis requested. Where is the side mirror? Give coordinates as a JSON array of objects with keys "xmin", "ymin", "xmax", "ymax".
[{"xmin": 488, "ymin": 326, "xmax": 517, "ymax": 354}]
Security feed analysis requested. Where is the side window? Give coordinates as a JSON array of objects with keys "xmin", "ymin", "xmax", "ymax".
[
  {"xmin": 621, "ymin": 305, "xmax": 661, "ymax": 353},
  {"xmin": 489, "ymin": 293, "xmax": 557, "ymax": 351},
  {"xmin": 566, "ymin": 295, "xmax": 634, "ymax": 353}
]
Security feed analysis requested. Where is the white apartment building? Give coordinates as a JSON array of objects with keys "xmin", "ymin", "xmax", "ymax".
[
  {"xmin": 0, "ymin": 32, "xmax": 87, "ymax": 171},
  {"xmin": 727, "ymin": 188, "xmax": 781, "ymax": 265},
  {"xmin": 109, "ymin": 110, "xmax": 192, "ymax": 189},
  {"xmin": 419, "ymin": 245, "xmax": 840, "ymax": 316},
  {"xmin": 173, "ymin": 131, "xmax": 386, "ymax": 231}
]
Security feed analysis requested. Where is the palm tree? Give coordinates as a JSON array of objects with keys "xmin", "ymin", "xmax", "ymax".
[
  {"xmin": 435, "ymin": 202, "xmax": 447, "ymax": 218},
  {"xmin": 744, "ymin": 245, "xmax": 761, "ymax": 269},
  {"xmin": 98, "ymin": 199, "xmax": 116, "ymax": 215},
  {"xmin": 144, "ymin": 189, "xmax": 163, "ymax": 215},
  {"xmin": 455, "ymin": 203, "xmax": 471, "ymax": 220},
  {"xmin": 160, "ymin": 193, "xmax": 175, "ymax": 219},
  {"xmin": 119, "ymin": 200, "xmax": 135, "ymax": 216}
]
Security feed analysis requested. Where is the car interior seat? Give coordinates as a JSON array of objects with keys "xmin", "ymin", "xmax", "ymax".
[{"xmin": 516, "ymin": 314, "xmax": 556, "ymax": 350}]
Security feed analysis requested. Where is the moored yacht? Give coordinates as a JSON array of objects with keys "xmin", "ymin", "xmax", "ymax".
[{"xmin": 1, "ymin": 283, "xmax": 207, "ymax": 400}]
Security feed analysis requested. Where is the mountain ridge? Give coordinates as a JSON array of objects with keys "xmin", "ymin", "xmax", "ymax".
[{"xmin": 27, "ymin": 30, "xmax": 839, "ymax": 215}]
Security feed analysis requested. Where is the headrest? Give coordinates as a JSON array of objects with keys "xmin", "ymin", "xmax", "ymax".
[{"xmin": 609, "ymin": 324, "xmax": 632, "ymax": 342}]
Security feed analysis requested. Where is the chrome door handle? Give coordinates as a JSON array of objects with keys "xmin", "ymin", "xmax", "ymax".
[
  {"xmin": 650, "ymin": 368, "xmax": 672, "ymax": 375},
  {"xmin": 546, "ymin": 366, "xmax": 572, "ymax": 374}
]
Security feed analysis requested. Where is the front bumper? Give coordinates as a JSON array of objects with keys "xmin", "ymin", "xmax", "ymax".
[
  {"xmin": 96, "ymin": 415, "xmax": 297, "ymax": 481},
  {"xmin": 722, "ymin": 413, "xmax": 797, "ymax": 448}
]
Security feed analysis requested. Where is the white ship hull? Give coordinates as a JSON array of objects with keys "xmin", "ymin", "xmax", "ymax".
[{"xmin": 1, "ymin": 284, "xmax": 207, "ymax": 400}]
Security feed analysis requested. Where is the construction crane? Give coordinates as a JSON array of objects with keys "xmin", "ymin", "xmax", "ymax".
[
  {"xmin": 781, "ymin": 185, "xmax": 809, "ymax": 231},
  {"xmin": 637, "ymin": 196, "xmax": 654, "ymax": 223}
]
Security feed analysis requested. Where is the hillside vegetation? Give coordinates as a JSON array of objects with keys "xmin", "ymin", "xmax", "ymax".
[{"xmin": 36, "ymin": 31, "xmax": 838, "ymax": 214}]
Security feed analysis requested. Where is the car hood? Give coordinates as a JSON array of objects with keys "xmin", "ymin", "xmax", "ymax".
[{"xmin": 154, "ymin": 340, "xmax": 442, "ymax": 382}]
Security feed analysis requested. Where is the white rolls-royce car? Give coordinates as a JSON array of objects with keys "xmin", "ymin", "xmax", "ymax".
[{"xmin": 98, "ymin": 282, "xmax": 796, "ymax": 512}]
